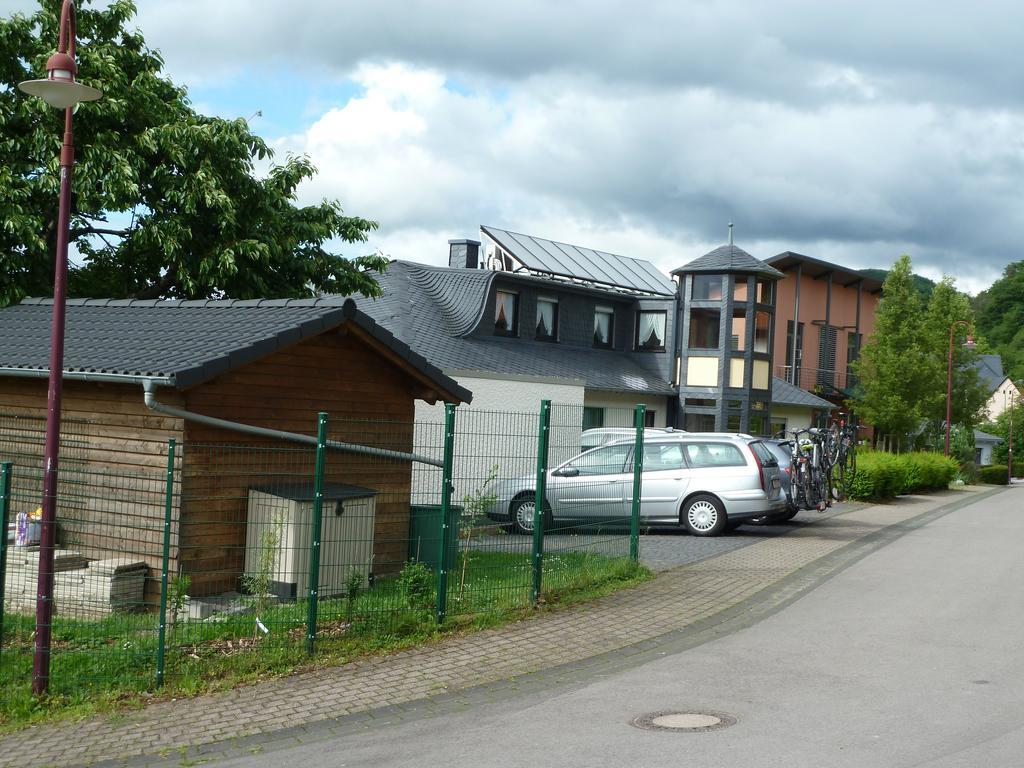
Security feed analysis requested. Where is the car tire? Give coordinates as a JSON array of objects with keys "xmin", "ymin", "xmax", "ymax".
[
  {"xmin": 681, "ymin": 494, "xmax": 727, "ymax": 537},
  {"xmin": 509, "ymin": 496, "xmax": 551, "ymax": 535}
]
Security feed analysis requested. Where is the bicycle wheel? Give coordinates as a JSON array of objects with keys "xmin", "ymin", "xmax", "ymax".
[
  {"xmin": 832, "ymin": 457, "xmax": 846, "ymax": 500},
  {"xmin": 800, "ymin": 463, "xmax": 814, "ymax": 510},
  {"xmin": 827, "ymin": 424, "xmax": 841, "ymax": 464}
]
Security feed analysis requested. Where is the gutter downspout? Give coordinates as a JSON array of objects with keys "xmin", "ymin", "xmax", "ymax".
[{"xmin": 142, "ymin": 381, "xmax": 444, "ymax": 468}]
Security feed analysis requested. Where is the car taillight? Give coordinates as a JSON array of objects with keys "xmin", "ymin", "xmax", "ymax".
[{"xmin": 749, "ymin": 445, "xmax": 767, "ymax": 491}]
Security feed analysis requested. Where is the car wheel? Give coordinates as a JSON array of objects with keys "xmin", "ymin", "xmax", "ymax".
[
  {"xmin": 510, "ymin": 496, "xmax": 550, "ymax": 535},
  {"xmin": 682, "ymin": 494, "xmax": 727, "ymax": 537}
]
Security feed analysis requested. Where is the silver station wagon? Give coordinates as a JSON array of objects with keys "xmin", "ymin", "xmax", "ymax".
[{"xmin": 486, "ymin": 434, "xmax": 786, "ymax": 537}]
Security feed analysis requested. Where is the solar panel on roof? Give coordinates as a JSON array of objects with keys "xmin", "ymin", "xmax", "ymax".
[{"xmin": 481, "ymin": 225, "xmax": 675, "ymax": 296}]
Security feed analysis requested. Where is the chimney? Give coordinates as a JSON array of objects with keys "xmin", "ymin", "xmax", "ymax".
[{"xmin": 448, "ymin": 238, "xmax": 481, "ymax": 269}]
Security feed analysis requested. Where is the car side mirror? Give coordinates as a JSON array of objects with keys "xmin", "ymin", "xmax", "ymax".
[{"xmin": 555, "ymin": 466, "xmax": 579, "ymax": 478}]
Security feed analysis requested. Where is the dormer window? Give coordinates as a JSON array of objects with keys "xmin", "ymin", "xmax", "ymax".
[
  {"xmin": 536, "ymin": 297, "xmax": 558, "ymax": 341},
  {"xmin": 635, "ymin": 310, "xmax": 667, "ymax": 351},
  {"xmin": 594, "ymin": 306, "xmax": 614, "ymax": 348},
  {"xmin": 494, "ymin": 290, "xmax": 518, "ymax": 336}
]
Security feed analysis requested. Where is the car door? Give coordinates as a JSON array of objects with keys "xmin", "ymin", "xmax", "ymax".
[
  {"xmin": 548, "ymin": 442, "xmax": 631, "ymax": 519},
  {"xmin": 626, "ymin": 442, "xmax": 690, "ymax": 522}
]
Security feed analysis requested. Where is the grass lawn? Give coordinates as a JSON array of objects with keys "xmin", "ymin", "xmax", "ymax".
[{"xmin": 0, "ymin": 548, "xmax": 652, "ymax": 731}]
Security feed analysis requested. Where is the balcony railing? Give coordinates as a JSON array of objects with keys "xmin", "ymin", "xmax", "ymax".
[{"xmin": 775, "ymin": 365, "xmax": 859, "ymax": 395}]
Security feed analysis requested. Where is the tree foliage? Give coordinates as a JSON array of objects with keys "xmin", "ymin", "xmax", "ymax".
[
  {"xmin": 851, "ymin": 256, "xmax": 984, "ymax": 449},
  {"xmin": 0, "ymin": 0, "xmax": 385, "ymax": 306},
  {"xmin": 973, "ymin": 261, "xmax": 1024, "ymax": 384}
]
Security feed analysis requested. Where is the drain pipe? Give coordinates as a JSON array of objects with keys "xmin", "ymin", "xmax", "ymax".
[{"xmin": 142, "ymin": 381, "xmax": 443, "ymax": 468}]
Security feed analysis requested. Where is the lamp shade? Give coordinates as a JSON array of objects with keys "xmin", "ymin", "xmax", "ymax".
[{"xmin": 18, "ymin": 52, "xmax": 101, "ymax": 109}]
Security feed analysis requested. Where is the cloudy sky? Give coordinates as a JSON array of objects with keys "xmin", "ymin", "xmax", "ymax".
[{"xmin": 7, "ymin": 0, "xmax": 1024, "ymax": 294}]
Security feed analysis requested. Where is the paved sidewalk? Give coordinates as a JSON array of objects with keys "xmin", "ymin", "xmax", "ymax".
[{"xmin": 0, "ymin": 486, "xmax": 1000, "ymax": 768}]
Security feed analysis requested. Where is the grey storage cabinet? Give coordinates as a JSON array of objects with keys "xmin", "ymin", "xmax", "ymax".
[{"xmin": 245, "ymin": 483, "xmax": 377, "ymax": 601}]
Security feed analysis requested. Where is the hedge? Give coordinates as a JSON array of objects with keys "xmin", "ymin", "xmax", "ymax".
[
  {"xmin": 978, "ymin": 464, "xmax": 1010, "ymax": 485},
  {"xmin": 846, "ymin": 450, "xmax": 958, "ymax": 501}
]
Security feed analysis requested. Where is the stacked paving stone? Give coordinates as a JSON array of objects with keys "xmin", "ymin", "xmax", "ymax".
[{"xmin": 2, "ymin": 547, "xmax": 148, "ymax": 618}]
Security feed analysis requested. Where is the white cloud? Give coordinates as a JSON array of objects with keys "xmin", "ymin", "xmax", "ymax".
[{"xmin": 8, "ymin": 0, "xmax": 1024, "ymax": 287}]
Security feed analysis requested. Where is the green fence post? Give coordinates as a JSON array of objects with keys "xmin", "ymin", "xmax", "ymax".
[
  {"xmin": 306, "ymin": 412, "xmax": 329, "ymax": 655},
  {"xmin": 630, "ymin": 405, "xmax": 646, "ymax": 562},
  {"xmin": 531, "ymin": 400, "xmax": 551, "ymax": 606},
  {"xmin": 156, "ymin": 440, "xmax": 175, "ymax": 688},
  {"xmin": 435, "ymin": 403, "xmax": 457, "ymax": 624},
  {"xmin": 0, "ymin": 462, "xmax": 12, "ymax": 670}
]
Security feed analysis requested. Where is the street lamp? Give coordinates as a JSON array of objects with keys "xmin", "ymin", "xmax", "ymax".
[
  {"xmin": 1009, "ymin": 385, "xmax": 1019, "ymax": 484},
  {"xmin": 18, "ymin": 0, "xmax": 102, "ymax": 697},
  {"xmin": 944, "ymin": 320, "xmax": 975, "ymax": 457}
]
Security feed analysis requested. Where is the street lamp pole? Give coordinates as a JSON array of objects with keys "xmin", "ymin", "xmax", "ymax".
[
  {"xmin": 944, "ymin": 320, "xmax": 975, "ymax": 457},
  {"xmin": 18, "ymin": 0, "xmax": 101, "ymax": 696},
  {"xmin": 1009, "ymin": 387, "xmax": 1017, "ymax": 484}
]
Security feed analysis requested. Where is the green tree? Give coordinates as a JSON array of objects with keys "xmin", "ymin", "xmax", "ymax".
[
  {"xmin": 0, "ymin": 0, "xmax": 385, "ymax": 306},
  {"xmin": 973, "ymin": 261, "xmax": 1024, "ymax": 384},
  {"xmin": 850, "ymin": 255, "xmax": 928, "ymax": 448},
  {"xmin": 915, "ymin": 277, "xmax": 988, "ymax": 448},
  {"xmin": 980, "ymin": 400, "xmax": 1023, "ymax": 466}
]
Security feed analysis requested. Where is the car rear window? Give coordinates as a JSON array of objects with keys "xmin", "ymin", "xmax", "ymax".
[
  {"xmin": 684, "ymin": 442, "xmax": 746, "ymax": 467},
  {"xmin": 749, "ymin": 441, "xmax": 779, "ymax": 467}
]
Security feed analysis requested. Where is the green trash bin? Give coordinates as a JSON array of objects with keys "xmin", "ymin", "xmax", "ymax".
[{"xmin": 408, "ymin": 504, "xmax": 462, "ymax": 572}]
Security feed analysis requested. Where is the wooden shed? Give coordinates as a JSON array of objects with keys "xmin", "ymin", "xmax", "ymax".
[{"xmin": 0, "ymin": 297, "xmax": 470, "ymax": 599}]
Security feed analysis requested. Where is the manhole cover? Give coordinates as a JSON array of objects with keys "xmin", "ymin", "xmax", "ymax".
[{"xmin": 631, "ymin": 710, "xmax": 736, "ymax": 732}]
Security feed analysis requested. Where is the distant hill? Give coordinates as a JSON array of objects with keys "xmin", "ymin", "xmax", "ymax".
[{"xmin": 860, "ymin": 269, "xmax": 936, "ymax": 303}]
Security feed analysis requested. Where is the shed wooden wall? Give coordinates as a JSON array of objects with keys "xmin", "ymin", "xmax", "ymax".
[
  {"xmin": 179, "ymin": 326, "xmax": 420, "ymax": 596},
  {"xmin": 0, "ymin": 378, "xmax": 184, "ymax": 574}
]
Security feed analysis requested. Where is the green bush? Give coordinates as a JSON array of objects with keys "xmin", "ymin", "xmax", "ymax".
[
  {"xmin": 979, "ymin": 465, "xmax": 1010, "ymax": 485},
  {"xmin": 899, "ymin": 452, "xmax": 959, "ymax": 493},
  {"xmin": 957, "ymin": 460, "xmax": 979, "ymax": 484},
  {"xmin": 848, "ymin": 450, "xmax": 906, "ymax": 501},
  {"xmin": 847, "ymin": 450, "xmax": 957, "ymax": 501}
]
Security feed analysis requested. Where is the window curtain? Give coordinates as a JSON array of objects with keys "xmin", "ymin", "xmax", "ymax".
[
  {"xmin": 638, "ymin": 312, "xmax": 664, "ymax": 348},
  {"xmin": 537, "ymin": 300, "xmax": 556, "ymax": 337},
  {"xmin": 594, "ymin": 310, "xmax": 612, "ymax": 345},
  {"xmin": 495, "ymin": 292, "xmax": 515, "ymax": 331}
]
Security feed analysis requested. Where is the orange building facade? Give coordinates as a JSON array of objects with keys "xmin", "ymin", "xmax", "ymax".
[{"xmin": 764, "ymin": 252, "xmax": 883, "ymax": 405}]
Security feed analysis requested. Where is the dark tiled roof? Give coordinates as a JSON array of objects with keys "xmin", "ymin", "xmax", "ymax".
[
  {"xmin": 673, "ymin": 244, "xmax": 784, "ymax": 279},
  {"xmin": 771, "ymin": 377, "xmax": 834, "ymax": 409},
  {"xmin": 361, "ymin": 261, "xmax": 677, "ymax": 396},
  {"xmin": 975, "ymin": 354, "xmax": 1006, "ymax": 393},
  {"xmin": 974, "ymin": 429, "xmax": 1003, "ymax": 444},
  {"xmin": 0, "ymin": 297, "xmax": 471, "ymax": 402}
]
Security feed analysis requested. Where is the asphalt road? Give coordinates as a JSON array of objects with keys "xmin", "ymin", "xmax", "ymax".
[{"xmin": 220, "ymin": 486, "xmax": 1023, "ymax": 768}]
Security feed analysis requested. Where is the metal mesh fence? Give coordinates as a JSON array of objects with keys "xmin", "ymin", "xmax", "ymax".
[
  {"xmin": 0, "ymin": 403, "xmax": 648, "ymax": 714},
  {"xmin": 0, "ymin": 415, "xmax": 170, "ymax": 709}
]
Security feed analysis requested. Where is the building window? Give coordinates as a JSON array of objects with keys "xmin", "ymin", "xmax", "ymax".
[
  {"xmin": 536, "ymin": 297, "xmax": 558, "ymax": 341},
  {"xmin": 688, "ymin": 308, "xmax": 720, "ymax": 349},
  {"xmin": 756, "ymin": 279, "xmax": 774, "ymax": 304},
  {"xmin": 733, "ymin": 277, "xmax": 749, "ymax": 303},
  {"xmin": 770, "ymin": 418, "xmax": 787, "ymax": 437},
  {"xmin": 594, "ymin": 306, "xmax": 614, "ymax": 348},
  {"xmin": 818, "ymin": 325, "xmax": 838, "ymax": 387},
  {"xmin": 685, "ymin": 398, "xmax": 716, "ymax": 407},
  {"xmin": 583, "ymin": 407, "xmax": 605, "ymax": 430},
  {"xmin": 644, "ymin": 410, "xmax": 657, "ymax": 427},
  {"xmin": 846, "ymin": 332, "xmax": 862, "ymax": 385},
  {"xmin": 754, "ymin": 311, "xmax": 771, "ymax": 354},
  {"xmin": 731, "ymin": 309, "xmax": 747, "ymax": 351},
  {"xmin": 684, "ymin": 413, "xmax": 717, "ymax": 432},
  {"xmin": 635, "ymin": 311, "xmax": 667, "ymax": 351},
  {"xmin": 785, "ymin": 320, "xmax": 804, "ymax": 384},
  {"xmin": 692, "ymin": 275, "xmax": 723, "ymax": 302},
  {"xmin": 749, "ymin": 415, "xmax": 768, "ymax": 436},
  {"xmin": 494, "ymin": 290, "xmax": 518, "ymax": 336},
  {"xmin": 726, "ymin": 413, "xmax": 742, "ymax": 432}
]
